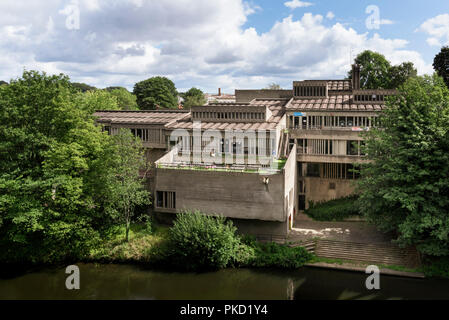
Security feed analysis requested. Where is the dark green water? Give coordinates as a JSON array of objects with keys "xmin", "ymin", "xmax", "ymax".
[{"xmin": 0, "ymin": 264, "xmax": 448, "ymax": 300}]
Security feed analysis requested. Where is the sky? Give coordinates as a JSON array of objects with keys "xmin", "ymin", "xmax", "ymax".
[{"xmin": 1, "ymin": 0, "xmax": 449, "ymax": 93}]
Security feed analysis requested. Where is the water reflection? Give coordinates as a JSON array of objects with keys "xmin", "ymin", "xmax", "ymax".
[{"xmin": 0, "ymin": 264, "xmax": 448, "ymax": 300}]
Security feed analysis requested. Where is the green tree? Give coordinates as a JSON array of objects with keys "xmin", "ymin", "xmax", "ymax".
[
  {"xmin": 0, "ymin": 71, "xmax": 115, "ymax": 263},
  {"xmin": 433, "ymin": 46, "xmax": 449, "ymax": 88},
  {"xmin": 108, "ymin": 87, "xmax": 138, "ymax": 110},
  {"xmin": 103, "ymin": 129, "xmax": 151, "ymax": 242},
  {"xmin": 0, "ymin": 80, "xmax": 7, "ymax": 86},
  {"xmin": 71, "ymin": 82, "xmax": 97, "ymax": 92},
  {"xmin": 76, "ymin": 89, "xmax": 120, "ymax": 114},
  {"xmin": 133, "ymin": 76, "xmax": 178, "ymax": 110},
  {"xmin": 348, "ymin": 50, "xmax": 417, "ymax": 89},
  {"xmin": 388, "ymin": 62, "xmax": 418, "ymax": 89},
  {"xmin": 182, "ymin": 87, "xmax": 206, "ymax": 108},
  {"xmin": 357, "ymin": 74, "xmax": 449, "ymax": 256}
]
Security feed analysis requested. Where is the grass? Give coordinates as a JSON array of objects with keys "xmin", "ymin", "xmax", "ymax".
[{"xmin": 88, "ymin": 223, "xmax": 169, "ymax": 264}]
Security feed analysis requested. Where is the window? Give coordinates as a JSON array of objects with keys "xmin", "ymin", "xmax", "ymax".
[{"xmin": 156, "ymin": 191, "xmax": 176, "ymax": 209}]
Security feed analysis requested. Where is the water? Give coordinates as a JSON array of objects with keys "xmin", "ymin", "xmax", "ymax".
[{"xmin": 0, "ymin": 264, "xmax": 448, "ymax": 300}]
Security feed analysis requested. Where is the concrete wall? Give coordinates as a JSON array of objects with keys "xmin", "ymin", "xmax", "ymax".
[
  {"xmin": 154, "ymin": 168, "xmax": 286, "ymax": 222},
  {"xmin": 283, "ymin": 145, "xmax": 297, "ymax": 229},
  {"xmin": 235, "ymin": 90, "xmax": 293, "ymax": 103},
  {"xmin": 304, "ymin": 177, "xmax": 356, "ymax": 209}
]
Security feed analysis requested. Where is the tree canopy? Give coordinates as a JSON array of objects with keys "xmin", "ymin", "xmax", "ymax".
[
  {"xmin": 182, "ymin": 87, "xmax": 206, "ymax": 109},
  {"xmin": 357, "ymin": 74, "xmax": 449, "ymax": 256},
  {"xmin": 71, "ymin": 82, "xmax": 97, "ymax": 92},
  {"xmin": 433, "ymin": 46, "xmax": 449, "ymax": 89},
  {"xmin": 348, "ymin": 50, "xmax": 417, "ymax": 89},
  {"xmin": 133, "ymin": 76, "xmax": 178, "ymax": 110},
  {"xmin": 0, "ymin": 70, "xmax": 149, "ymax": 263},
  {"xmin": 264, "ymin": 83, "xmax": 282, "ymax": 90},
  {"xmin": 107, "ymin": 87, "xmax": 138, "ymax": 111}
]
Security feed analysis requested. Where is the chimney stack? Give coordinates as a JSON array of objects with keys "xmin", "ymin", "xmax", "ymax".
[
  {"xmin": 352, "ymin": 64, "xmax": 361, "ymax": 90},
  {"xmin": 218, "ymin": 88, "xmax": 222, "ymax": 96}
]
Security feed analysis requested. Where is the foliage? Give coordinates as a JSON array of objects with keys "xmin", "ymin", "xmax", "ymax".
[
  {"xmin": 422, "ymin": 256, "xmax": 449, "ymax": 279},
  {"xmin": 305, "ymin": 196, "xmax": 361, "ymax": 221},
  {"xmin": 133, "ymin": 76, "xmax": 178, "ymax": 110},
  {"xmin": 264, "ymin": 83, "xmax": 281, "ymax": 90},
  {"xmin": 102, "ymin": 129, "xmax": 151, "ymax": 242},
  {"xmin": 433, "ymin": 46, "xmax": 449, "ymax": 89},
  {"xmin": 0, "ymin": 80, "xmax": 8, "ymax": 86},
  {"xmin": 165, "ymin": 211, "xmax": 241, "ymax": 270},
  {"xmin": 182, "ymin": 87, "xmax": 206, "ymax": 108},
  {"xmin": 240, "ymin": 237, "xmax": 312, "ymax": 269},
  {"xmin": 357, "ymin": 74, "xmax": 449, "ymax": 256},
  {"xmin": 107, "ymin": 87, "xmax": 138, "ymax": 110},
  {"xmin": 348, "ymin": 50, "xmax": 417, "ymax": 89},
  {"xmin": 71, "ymin": 82, "xmax": 97, "ymax": 92},
  {"xmin": 76, "ymin": 89, "xmax": 120, "ymax": 114},
  {"xmin": 0, "ymin": 71, "xmax": 116, "ymax": 263}
]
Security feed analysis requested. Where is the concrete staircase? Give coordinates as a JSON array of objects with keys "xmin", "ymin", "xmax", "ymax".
[
  {"xmin": 289, "ymin": 241, "xmax": 316, "ymax": 255},
  {"xmin": 314, "ymin": 239, "xmax": 420, "ymax": 268}
]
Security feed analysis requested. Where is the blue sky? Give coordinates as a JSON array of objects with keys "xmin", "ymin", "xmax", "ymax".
[{"xmin": 0, "ymin": 0, "xmax": 448, "ymax": 93}]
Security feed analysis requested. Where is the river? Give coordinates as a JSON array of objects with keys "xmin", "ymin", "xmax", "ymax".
[{"xmin": 1, "ymin": 264, "xmax": 448, "ymax": 300}]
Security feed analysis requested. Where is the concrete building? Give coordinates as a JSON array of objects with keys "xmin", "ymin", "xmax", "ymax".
[{"xmin": 94, "ymin": 65, "xmax": 393, "ymax": 237}]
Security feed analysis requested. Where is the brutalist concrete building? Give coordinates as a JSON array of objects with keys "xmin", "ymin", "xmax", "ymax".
[{"xmin": 94, "ymin": 65, "xmax": 394, "ymax": 237}]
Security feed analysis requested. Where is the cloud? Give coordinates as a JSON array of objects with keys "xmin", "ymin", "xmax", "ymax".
[
  {"xmin": 0, "ymin": 0, "xmax": 433, "ymax": 93},
  {"xmin": 326, "ymin": 12, "xmax": 335, "ymax": 20},
  {"xmin": 284, "ymin": 0, "xmax": 313, "ymax": 10},
  {"xmin": 418, "ymin": 14, "xmax": 449, "ymax": 47}
]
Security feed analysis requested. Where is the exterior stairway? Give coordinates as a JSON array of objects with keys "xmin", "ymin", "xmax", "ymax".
[{"xmin": 314, "ymin": 239, "xmax": 421, "ymax": 268}]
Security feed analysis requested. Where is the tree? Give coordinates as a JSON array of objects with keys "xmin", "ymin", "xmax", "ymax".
[
  {"xmin": 133, "ymin": 76, "xmax": 178, "ymax": 110},
  {"xmin": 348, "ymin": 50, "xmax": 417, "ymax": 89},
  {"xmin": 433, "ymin": 46, "xmax": 449, "ymax": 88},
  {"xmin": 108, "ymin": 87, "xmax": 138, "ymax": 110},
  {"xmin": 264, "ymin": 83, "xmax": 281, "ymax": 90},
  {"xmin": 71, "ymin": 82, "xmax": 97, "ymax": 92},
  {"xmin": 0, "ymin": 71, "xmax": 116, "ymax": 263},
  {"xmin": 0, "ymin": 80, "xmax": 7, "ymax": 86},
  {"xmin": 103, "ymin": 129, "xmax": 151, "ymax": 242},
  {"xmin": 388, "ymin": 62, "xmax": 418, "ymax": 89},
  {"xmin": 357, "ymin": 74, "xmax": 449, "ymax": 256},
  {"xmin": 182, "ymin": 87, "xmax": 206, "ymax": 108},
  {"xmin": 76, "ymin": 89, "xmax": 120, "ymax": 114}
]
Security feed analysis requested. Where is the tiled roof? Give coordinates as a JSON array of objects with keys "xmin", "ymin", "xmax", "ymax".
[
  {"xmin": 327, "ymin": 80, "xmax": 352, "ymax": 91},
  {"xmin": 165, "ymin": 99, "xmax": 287, "ymax": 131},
  {"xmin": 288, "ymin": 95, "xmax": 384, "ymax": 111},
  {"xmin": 94, "ymin": 110, "xmax": 188, "ymax": 125}
]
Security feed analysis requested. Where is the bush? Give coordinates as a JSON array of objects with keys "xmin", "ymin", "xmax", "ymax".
[
  {"xmin": 305, "ymin": 196, "xmax": 361, "ymax": 221},
  {"xmin": 422, "ymin": 256, "xmax": 449, "ymax": 279},
  {"xmin": 248, "ymin": 242, "xmax": 312, "ymax": 269},
  {"xmin": 165, "ymin": 211, "xmax": 241, "ymax": 270}
]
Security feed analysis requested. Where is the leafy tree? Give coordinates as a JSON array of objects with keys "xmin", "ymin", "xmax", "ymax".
[
  {"xmin": 357, "ymin": 74, "xmax": 449, "ymax": 256},
  {"xmin": 76, "ymin": 89, "xmax": 120, "ymax": 114},
  {"xmin": 0, "ymin": 80, "xmax": 7, "ymax": 86},
  {"xmin": 264, "ymin": 83, "xmax": 281, "ymax": 90},
  {"xmin": 108, "ymin": 87, "xmax": 138, "ymax": 110},
  {"xmin": 388, "ymin": 62, "xmax": 418, "ymax": 89},
  {"xmin": 71, "ymin": 82, "xmax": 97, "ymax": 92},
  {"xmin": 0, "ymin": 71, "xmax": 116, "ymax": 263},
  {"xmin": 102, "ymin": 129, "xmax": 151, "ymax": 242},
  {"xmin": 348, "ymin": 50, "xmax": 417, "ymax": 89},
  {"xmin": 182, "ymin": 87, "xmax": 206, "ymax": 108},
  {"xmin": 133, "ymin": 76, "xmax": 178, "ymax": 110},
  {"xmin": 433, "ymin": 46, "xmax": 449, "ymax": 88}
]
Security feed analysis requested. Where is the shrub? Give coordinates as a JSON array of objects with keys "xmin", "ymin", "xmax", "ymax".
[
  {"xmin": 305, "ymin": 196, "xmax": 361, "ymax": 221},
  {"xmin": 248, "ymin": 242, "xmax": 313, "ymax": 269},
  {"xmin": 422, "ymin": 256, "xmax": 449, "ymax": 279},
  {"xmin": 166, "ymin": 211, "xmax": 241, "ymax": 270}
]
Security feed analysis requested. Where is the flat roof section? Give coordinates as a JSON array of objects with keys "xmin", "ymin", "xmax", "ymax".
[{"xmin": 287, "ymin": 95, "xmax": 384, "ymax": 112}]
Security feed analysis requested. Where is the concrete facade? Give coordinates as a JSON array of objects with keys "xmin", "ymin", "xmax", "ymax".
[{"xmin": 93, "ymin": 65, "xmax": 390, "ymax": 235}]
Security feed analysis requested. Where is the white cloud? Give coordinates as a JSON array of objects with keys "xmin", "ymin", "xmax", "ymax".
[
  {"xmin": 0, "ymin": 0, "xmax": 433, "ymax": 92},
  {"xmin": 326, "ymin": 12, "xmax": 335, "ymax": 20},
  {"xmin": 379, "ymin": 19, "xmax": 394, "ymax": 26},
  {"xmin": 284, "ymin": 0, "xmax": 313, "ymax": 10},
  {"xmin": 418, "ymin": 14, "xmax": 449, "ymax": 47}
]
